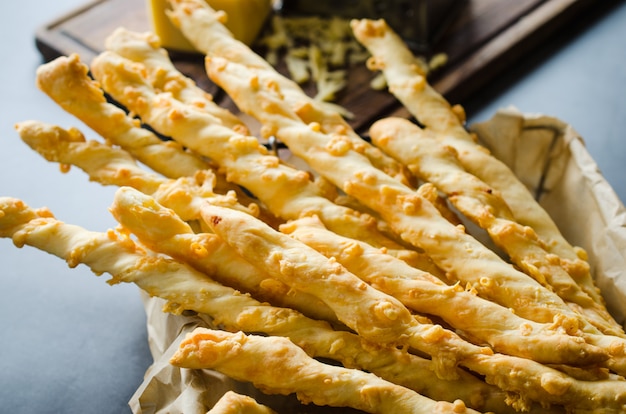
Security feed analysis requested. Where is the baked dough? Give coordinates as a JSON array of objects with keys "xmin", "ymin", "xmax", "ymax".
[
  {"xmin": 90, "ymin": 47, "xmax": 418, "ymax": 260},
  {"xmin": 350, "ymin": 19, "xmax": 468, "ymax": 141},
  {"xmin": 111, "ymin": 186, "xmax": 338, "ymax": 324},
  {"xmin": 351, "ymin": 17, "xmax": 616, "ymax": 335},
  {"xmin": 204, "ymin": 54, "xmax": 602, "ymax": 336},
  {"xmin": 170, "ymin": 328, "xmax": 480, "ymax": 414},
  {"xmin": 15, "ymin": 120, "xmax": 165, "ymax": 195},
  {"xmin": 202, "ymin": 204, "xmax": 415, "ymax": 347},
  {"xmin": 14, "ymin": 120, "xmax": 262, "ymax": 224},
  {"xmin": 282, "ymin": 215, "xmax": 608, "ymax": 366},
  {"xmin": 370, "ymin": 116, "xmax": 621, "ymax": 336},
  {"xmin": 0, "ymin": 196, "xmax": 512, "ymax": 413},
  {"xmin": 36, "ymin": 53, "xmax": 210, "ymax": 179},
  {"xmin": 3, "ymin": 196, "xmax": 625, "ymax": 412},
  {"xmin": 165, "ymin": 0, "xmax": 412, "ymax": 186},
  {"xmin": 104, "ymin": 27, "xmax": 248, "ymax": 134},
  {"xmin": 206, "ymin": 391, "xmax": 276, "ymax": 414}
]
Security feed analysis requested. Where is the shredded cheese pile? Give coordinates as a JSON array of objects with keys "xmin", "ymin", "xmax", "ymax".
[
  {"xmin": 256, "ymin": 15, "xmax": 370, "ymax": 103},
  {"xmin": 256, "ymin": 14, "xmax": 447, "ymax": 107}
]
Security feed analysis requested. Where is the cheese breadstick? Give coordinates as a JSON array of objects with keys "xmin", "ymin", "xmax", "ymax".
[
  {"xmin": 205, "ymin": 53, "xmax": 626, "ymax": 374},
  {"xmin": 90, "ymin": 49, "xmax": 420, "ymax": 262},
  {"xmin": 370, "ymin": 116, "xmax": 620, "ymax": 336},
  {"xmin": 206, "ymin": 391, "xmax": 276, "ymax": 414},
  {"xmin": 204, "ymin": 55, "xmax": 602, "ymax": 335},
  {"xmin": 171, "ymin": 328, "xmax": 480, "ymax": 414},
  {"xmin": 16, "ymin": 122, "xmax": 302, "ymax": 315},
  {"xmin": 351, "ymin": 18, "xmax": 612, "ymax": 330},
  {"xmin": 103, "ymin": 27, "xmax": 247, "ymax": 134},
  {"xmin": 0, "ymin": 197, "xmax": 514, "ymax": 413},
  {"xmin": 282, "ymin": 215, "xmax": 608, "ymax": 366},
  {"xmin": 165, "ymin": 0, "xmax": 412, "ymax": 186},
  {"xmin": 35, "ymin": 53, "xmax": 208, "ymax": 179},
  {"xmin": 202, "ymin": 205, "xmax": 415, "ymax": 347},
  {"xmin": 349, "ymin": 19, "xmax": 467, "ymax": 141},
  {"xmin": 4, "ymin": 198, "xmax": 625, "ymax": 411},
  {"xmin": 111, "ymin": 186, "xmax": 337, "ymax": 324},
  {"xmin": 199, "ymin": 204, "xmax": 626, "ymax": 413},
  {"xmin": 14, "ymin": 120, "xmax": 262, "ymax": 224},
  {"xmin": 35, "ymin": 53, "xmax": 263, "ymax": 212},
  {"xmin": 15, "ymin": 121, "xmax": 165, "ymax": 195}
]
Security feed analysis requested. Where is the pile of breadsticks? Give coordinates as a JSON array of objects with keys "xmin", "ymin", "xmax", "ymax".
[{"xmin": 2, "ymin": 0, "xmax": 626, "ymax": 412}]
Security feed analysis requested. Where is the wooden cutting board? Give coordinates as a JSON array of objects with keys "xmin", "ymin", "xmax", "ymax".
[{"xmin": 36, "ymin": 0, "xmax": 599, "ymax": 135}]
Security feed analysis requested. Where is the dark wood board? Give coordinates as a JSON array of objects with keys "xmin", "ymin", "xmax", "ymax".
[{"xmin": 36, "ymin": 0, "xmax": 599, "ymax": 135}]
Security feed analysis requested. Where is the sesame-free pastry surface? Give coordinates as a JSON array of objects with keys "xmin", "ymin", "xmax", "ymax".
[{"xmin": 5, "ymin": 0, "xmax": 626, "ymax": 412}]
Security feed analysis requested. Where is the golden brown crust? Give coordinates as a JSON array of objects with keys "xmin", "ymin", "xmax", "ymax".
[
  {"xmin": 15, "ymin": 121, "xmax": 165, "ymax": 195},
  {"xmin": 89, "ymin": 48, "xmax": 416, "ymax": 256},
  {"xmin": 178, "ymin": 34, "xmax": 626, "ymax": 409},
  {"xmin": 35, "ymin": 53, "xmax": 264, "ymax": 213},
  {"xmin": 282, "ymin": 215, "xmax": 608, "ymax": 366},
  {"xmin": 203, "ymin": 42, "xmax": 626, "ymax": 380},
  {"xmin": 206, "ymin": 391, "xmax": 277, "ymax": 414},
  {"xmin": 3, "ymin": 195, "xmax": 625, "ymax": 411},
  {"xmin": 350, "ymin": 19, "xmax": 468, "ymax": 141},
  {"xmin": 171, "ymin": 328, "xmax": 480, "ymax": 414},
  {"xmin": 351, "ymin": 17, "xmax": 613, "ymax": 332},
  {"xmin": 6, "ymin": 4, "xmax": 624, "ymax": 412},
  {"xmin": 370, "ymin": 116, "xmax": 622, "ymax": 336},
  {"xmin": 35, "ymin": 53, "xmax": 210, "ymax": 179},
  {"xmin": 171, "ymin": 326, "xmax": 626, "ymax": 413},
  {"xmin": 111, "ymin": 186, "xmax": 337, "ymax": 324},
  {"xmin": 165, "ymin": 0, "xmax": 413, "ymax": 185},
  {"xmin": 104, "ymin": 27, "xmax": 248, "ymax": 134},
  {"xmin": 204, "ymin": 55, "xmax": 600, "ymax": 335},
  {"xmin": 0, "ymin": 196, "xmax": 516, "ymax": 413},
  {"xmin": 14, "ymin": 120, "xmax": 263, "ymax": 225},
  {"xmin": 198, "ymin": 204, "xmax": 492, "ymax": 381},
  {"xmin": 202, "ymin": 204, "xmax": 414, "ymax": 346},
  {"xmin": 194, "ymin": 205, "xmax": 626, "ymax": 411}
]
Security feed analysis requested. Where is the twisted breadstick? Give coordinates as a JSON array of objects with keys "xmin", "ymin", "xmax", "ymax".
[
  {"xmin": 15, "ymin": 121, "xmax": 324, "ymax": 320},
  {"xmin": 165, "ymin": 0, "xmax": 412, "ymax": 186},
  {"xmin": 282, "ymin": 215, "xmax": 608, "ymax": 366},
  {"xmin": 35, "ymin": 53, "xmax": 264, "ymax": 211},
  {"xmin": 104, "ymin": 27, "xmax": 248, "ymax": 134},
  {"xmin": 89, "ymin": 49, "xmax": 422, "ymax": 264},
  {"xmin": 162, "ymin": 5, "xmax": 596, "ymax": 334},
  {"xmin": 349, "ymin": 19, "xmax": 468, "ymax": 141},
  {"xmin": 351, "ymin": 18, "xmax": 613, "ymax": 331},
  {"xmin": 207, "ymin": 391, "xmax": 276, "ymax": 414},
  {"xmin": 370, "ymin": 116, "xmax": 621, "ymax": 336},
  {"xmin": 14, "ymin": 120, "xmax": 261, "ymax": 222},
  {"xmin": 13, "ymin": 117, "xmax": 390, "ymax": 327},
  {"xmin": 0, "ymin": 197, "xmax": 513, "ymax": 413},
  {"xmin": 171, "ymin": 328, "xmax": 480, "ymax": 414},
  {"xmin": 204, "ymin": 55, "xmax": 603, "ymax": 336},
  {"xmin": 3, "ymin": 195, "xmax": 623, "ymax": 411},
  {"xmin": 8, "ymin": 2, "xmax": 624, "ymax": 411},
  {"xmin": 111, "ymin": 186, "xmax": 337, "ymax": 324},
  {"xmin": 200, "ymin": 204, "xmax": 626, "ymax": 412},
  {"xmin": 202, "ymin": 204, "xmax": 415, "ymax": 347},
  {"xmin": 15, "ymin": 121, "xmax": 165, "ymax": 195},
  {"xmin": 35, "ymin": 53, "xmax": 208, "ymax": 179}
]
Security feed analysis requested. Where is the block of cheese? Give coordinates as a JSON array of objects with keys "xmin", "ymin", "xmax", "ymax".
[{"xmin": 147, "ymin": 0, "xmax": 273, "ymax": 51}]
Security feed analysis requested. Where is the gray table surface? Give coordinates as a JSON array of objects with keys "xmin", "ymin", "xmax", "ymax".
[{"xmin": 1, "ymin": 1, "xmax": 625, "ymax": 413}]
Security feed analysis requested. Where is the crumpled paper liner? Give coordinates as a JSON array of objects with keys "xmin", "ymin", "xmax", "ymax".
[
  {"xmin": 471, "ymin": 107, "xmax": 626, "ymax": 323},
  {"xmin": 128, "ymin": 108, "xmax": 626, "ymax": 413}
]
